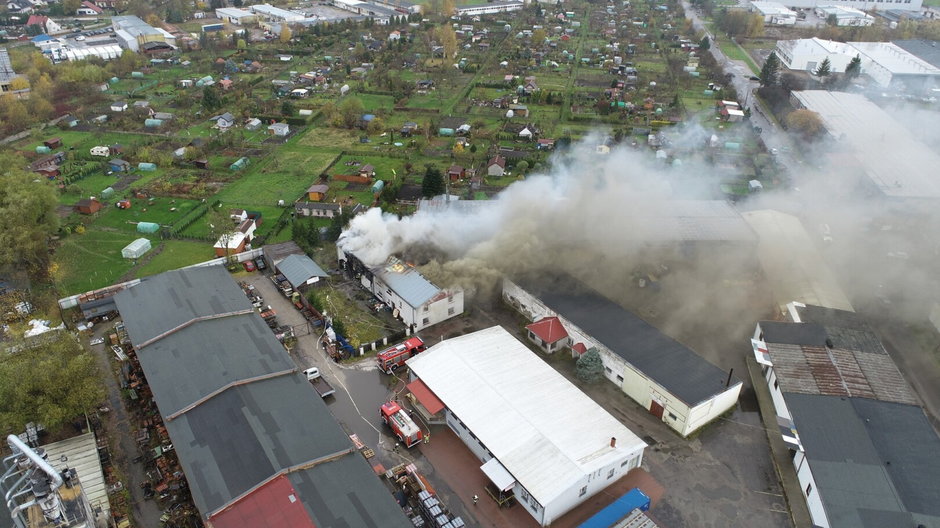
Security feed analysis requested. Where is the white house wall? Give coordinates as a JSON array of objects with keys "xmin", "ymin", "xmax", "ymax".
[
  {"xmin": 794, "ymin": 449, "xmax": 829, "ymax": 528},
  {"xmin": 503, "ymin": 279, "xmax": 710, "ymax": 436},
  {"xmin": 360, "ymin": 271, "xmax": 463, "ymax": 331},
  {"xmin": 684, "ymin": 381, "xmax": 741, "ymax": 435},
  {"xmin": 445, "ymin": 404, "xmax": 644, "ymax": 528}
]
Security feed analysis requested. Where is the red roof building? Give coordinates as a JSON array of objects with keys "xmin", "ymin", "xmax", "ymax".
[
  {"xmin": 407, "ymin": 378, "xmax": 445, "ymax": 417},
  {"xmin": 209, "ymin": 475, "xmax": 318, "ymax": 528},
  {"xmin": 526, "ymin": 316, "xmax": 570, "ymax": 354},
  {"xmin": 571, "ymin": 342, "xmax": 588, "ymax": 358}
]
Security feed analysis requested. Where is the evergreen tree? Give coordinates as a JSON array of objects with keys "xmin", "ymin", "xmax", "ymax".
[
  {"xmin": 699, "ymin": 35, "xmax": 710, "ymax": 50},
  {"xmin": 421, "ymin": 165, "xmax": 445, "ymax": 197},
  {"xmin": 845, "ymin": 54, "xmax": 862, "ymax": 80},
  {"xmin": 814, "ymin": 57, "xmax": 831, "ymax": 77},
  {"xmin": 576, "ymin": 348, "xmax": 604, "ymax": 383},
  {"xmin": 759, "ymin": 51, "xmax": 780, "ymax": 87},
  {"xmin": 202, "ymin": 85, "xmax": 221, "ymax": 111}
]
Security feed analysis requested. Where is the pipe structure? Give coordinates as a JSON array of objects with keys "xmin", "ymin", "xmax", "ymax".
[{"xmin": 5, "ymin": 435, "xmax": 62, "ymax": 490}]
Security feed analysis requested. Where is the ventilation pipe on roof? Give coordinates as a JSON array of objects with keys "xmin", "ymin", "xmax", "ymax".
[{"xmin": 610, "ymin": 437, "xmax": 617, "ymax": 448}]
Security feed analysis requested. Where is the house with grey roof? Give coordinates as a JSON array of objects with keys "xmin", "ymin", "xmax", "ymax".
[
  {"xmin": 295, "ymin": 201, "xmax": 341, "ymax": 218},
  {"xmin": 275, "ymin": 253, "xmax": 327, "ymax": 292},
  {"xmin": 337, "ymin": 249, "xmax": 464, "ymax": 331},
  {"xmin": 113, "ymin": 267, "xmax": 411, "ymax": 528},
  {"xmin": 503, "ymin": 274, "xmax": 742, "ymax": 437},
  {"xmin": 752, "ymin": 302, "xmax": 940, "ymax": 528}
]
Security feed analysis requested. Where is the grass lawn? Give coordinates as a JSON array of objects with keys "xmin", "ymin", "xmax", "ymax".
[
  {"xmin": 136, "ymin": 240, "xmax": 214, "ymax": 277},
  {"xmin": 356, "ymin": 93, "xmax": 396, "ymax": 113},
  {"xmin": 316, "ymin": 283, "xmax": 389, "ymax": 347},
  {"xmin": 54, "ymin": 229, "xmax": 140, "ymax": 295},
  {"xmin": 217, "ymin": 150, "xmax": 337, "ymax": 206},
  {"xmin": 296, "ymin": 127, "xmax": 363, "ymax": 150},
  {"xmin": 91, "ymin": 197, "xmax": 202, "ymax": 233},
  {"xmin": 718, "ymin": 38, "xmax": 760, "ymax": 75},
  {"xmin": 58, "ymin": 173, "xmax": 121, "ymax": 205}
]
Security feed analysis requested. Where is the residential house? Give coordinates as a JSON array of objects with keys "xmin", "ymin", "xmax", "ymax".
[
  {"xmin": 6, "ymin": 0, "xmax": 35, "ymax": 14},
  {"xmin": 213, "ymin": 219, "xmax": 256, "ymax": 257},
  {"xmin": 230, "ymin": 209, "xmax": 248, "ymax": 222},
  {"xmin": 295, "ymin": 202, "xmax": 342, "ymax": 219},
  {"xmin": 525, "ymin": 316, "xmax": 570, "ymax": 353},
  {"xmin": 268, "ymin": 122, "xmax": 290, "ymax": 136},
  {"xmin": 75, "ymin": 198, "xmax": 103, "ymax": 215},
  {"xmin": 338, "ymin": 250, "xmax": 465, "ymax": 332},
  {"xmin": 447, "ymin": 165, "xmax": 465, "ymax": 182},
  {"xmin": 487, "ymin": 156, "xmax": 506, "ymax": 177},
  {"xmin": 76, "ymin": 1, "xmax": 103, "ymax": 14},
  {"xmin": 214, "ymin": 112, "xmax": 236, "ymax": 129},
  {"xmin": 26, "ymin": 15, "xmax": 61, "ymax": 34},
  {"xmin": 388, "ymin": 30, "xmax": 401, "ymax": 41},
  {"xmin": 504, "ymin": 276, "xmax": 743, "ymax": 437},
  {"xmin": 306, "ymin": 184, "xmax": 329, "ymax": 202},
  {"xmin": 523, "ymin": 79, "xmax": 539, "ymax": 94}
]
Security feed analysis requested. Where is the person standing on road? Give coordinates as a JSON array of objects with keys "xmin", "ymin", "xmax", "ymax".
[{"xmin": 473, "ymin": 494, "xmax": 479, "ymax": 505}]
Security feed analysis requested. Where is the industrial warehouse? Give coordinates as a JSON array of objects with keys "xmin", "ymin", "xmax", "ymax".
[
  {"xmin": 112, "ymin": 267, "xmax": 411, "ymax": 528},
  {"xmin": 406, "ymin": 326, "xmax": 648, "ymax": 527},
  {"xmin": 504, "ymin": 277, "xmax": 742, "ymax": 437}
]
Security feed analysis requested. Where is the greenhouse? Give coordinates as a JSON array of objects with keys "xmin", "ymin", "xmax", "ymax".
[{"xmin": 121, "ymin": 238, "xmax": 151, "ymax": 259}]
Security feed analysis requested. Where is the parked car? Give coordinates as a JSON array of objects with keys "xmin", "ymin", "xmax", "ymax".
[
  {"xmin": 254, "ymin": 257, "xmax": 267, "ymax": 270},
  {"xmin": 243, "ymin": 260, "xmax": 256, "ymax": 272}
]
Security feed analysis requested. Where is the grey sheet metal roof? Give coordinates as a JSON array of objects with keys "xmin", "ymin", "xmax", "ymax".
[
  {"xmin": 759, "ymin": 321, "xmax": 828, "ymax": 347},
  {"xmin": 165, "ymin": 374, "xmax": 353, "ymax": 515},
  {"xmin": 114, "ymin": 267, "xmax": 411, "ymax": 527},
  {"xmin": 114, "ymin": 266, "xmax": 251, "ymax": 344},
  {"xmin": 277, "ymin": 253, "xmax": 327, "ymax": 289},
  {"xmin": 373, "ymin": 257, "xmax": 441, "ymax": 308},
  {"xmin": 793, "ymin": 305, "xmax": 886, "ymax": 356},
  {"xmin": 263, "ymin": 240, "xmax": 304, "ymax": 265},
  {"xmin": 132, "ymin": 314, "xmax": 296, "ymax": 415},
  {"xmin": 519, "ymin": 277, "xmax": 738, "ymax": 406},
  {"xmin": 785, "ymin": 394, "xmax": 940, "ymax": 528}
]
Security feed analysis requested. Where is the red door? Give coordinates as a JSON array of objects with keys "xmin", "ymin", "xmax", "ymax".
[{"xmin": 649, "ymin": 400, "xmax": 665, "ymax": 419}]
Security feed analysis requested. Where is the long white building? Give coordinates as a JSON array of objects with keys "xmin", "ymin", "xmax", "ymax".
[
  {"xmin": 407, "ymin": 326, "xmax": 647, "ymax": 527},
  {"xmin": 504, "ymin": 277, "xmax": 742, "ymax": 437},
  {"xmin": 455, "ymin": 1, "xmax": 523, "ymax": 16},
  {"xmin": 776, "ymin": 0, "xmax": 921, "ymax": 11}
]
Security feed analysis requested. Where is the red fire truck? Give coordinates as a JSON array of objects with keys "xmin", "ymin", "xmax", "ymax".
[
  {"xmin": 376, "ymin": 337, "xmax": 426, "ymax": 374},
  {"xmin": 380, "ymin": 401, "xmax": 423, "ymax": 448}
]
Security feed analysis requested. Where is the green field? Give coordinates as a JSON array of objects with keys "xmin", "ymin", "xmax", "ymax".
[
  {"xmin": 135, "ymin": 240, "xmax": 214, "ymax": 277},
  {"xmin": 54, "ymin": 230, "xmax": 140, "ymax": 295},
  {"xmin": 91, "ymin": 197, "xmax": 202, "ymax": 233},
  {"xmin": 216, "ymin": 150, "xmax": 338, "ymax": 206}
]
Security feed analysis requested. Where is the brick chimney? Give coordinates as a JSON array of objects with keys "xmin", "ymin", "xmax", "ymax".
[{"xmin": 610, "ymin": 437, "xmax": 617, "ymax": 448}]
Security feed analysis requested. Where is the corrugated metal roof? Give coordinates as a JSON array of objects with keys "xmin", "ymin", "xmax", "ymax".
[
  {"xmin": 373, "ymin": 257, "xmax": 441, "ymax": 308},
  {"xmin": 765, "ymin": 342, "xmax": 917, "ymax": 404},
  {"xmin": 277, "ymin": 254, "xmax": 327, "ymax": 289},
  {"xmin": 41, "ymin": 432, "xmax": 110, "ymax": 523},
  {"xmin": 114, "ymin": 268, "xmax": 412, "ymax": 528},
  {"xmin": 784, "ymin": 394, "xmax": 940, "ymax": 528},
  {"xmin": 792, "ymin": 90, "xmax": 940, "ymax": 199},
  {"xmin": 407, "ymin": 326, "xmax": 646, "ymax": 507}
]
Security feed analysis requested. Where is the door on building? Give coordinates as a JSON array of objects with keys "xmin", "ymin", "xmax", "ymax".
[{"xmin": 649, "ymin": 400, "xmax": 665, "ymax": 419}]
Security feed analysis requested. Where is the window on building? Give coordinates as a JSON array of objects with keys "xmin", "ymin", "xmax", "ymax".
[
  {"xmin": 621, "ymin": 459, "xmax": 630, "ymax": 467},
  {"xmin": 607, "ymin": 468, "xmax": 615, "ymax": 479},
  {"xmin": 805, "ymin": 483, "xmax": 812, "ymax": 496},
  {"xmin": 448, "ymin": 294, "xmax": 454, "ymax": 303},
  {"xmin": 386, "ymin": 288, "xmax": 392, "ymax": 295},
  {"xmin": 521, "ymin": 489, "xmax": 530, "ymax": 502},
  {"xmin": 668, "ymin": 412, "xmax": 677, "ymax": 420},
  {"xmin": 616, "ymin": 375, "xmax": 624, "ymax": 382},
  {"xmin": 579, "ymin": 486, "xmax": 587, "ymax": 497},
  {"xmin": 605, "ymin": 366, "xmax": 612, "ymax": 374},
  {"xmin": 773, "ymin": 379, "xmax": 778, "ymax": 390},
  {"xmin": 448, "ymin": 307, "xmax": 455, "ymax": 315},
  {"xmin": 424, "ymin": 305, "xmax": 429, "ymax": 312},
  {"xmin": 422, "ymin": 318, "xmax": 429, "ymax": 325}
]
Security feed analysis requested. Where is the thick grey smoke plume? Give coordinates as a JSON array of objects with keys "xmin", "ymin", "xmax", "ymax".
[{"xmin": 338, "ymin": 133, "xmax": 718, "ymax": 270}]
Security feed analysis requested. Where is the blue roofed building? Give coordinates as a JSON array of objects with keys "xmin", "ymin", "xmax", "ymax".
[{"xmin": 337, "ymin": 249, "xmax": 464, "ymax": 331}]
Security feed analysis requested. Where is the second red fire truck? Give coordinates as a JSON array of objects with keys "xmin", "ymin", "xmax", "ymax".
[
  {"xmin": 380, "ymin": 401, "xmax": 423, "ymax": 448},
  {"xmin": 376, "ymin": 337, "xmax": 426, "ymax": 374}
]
